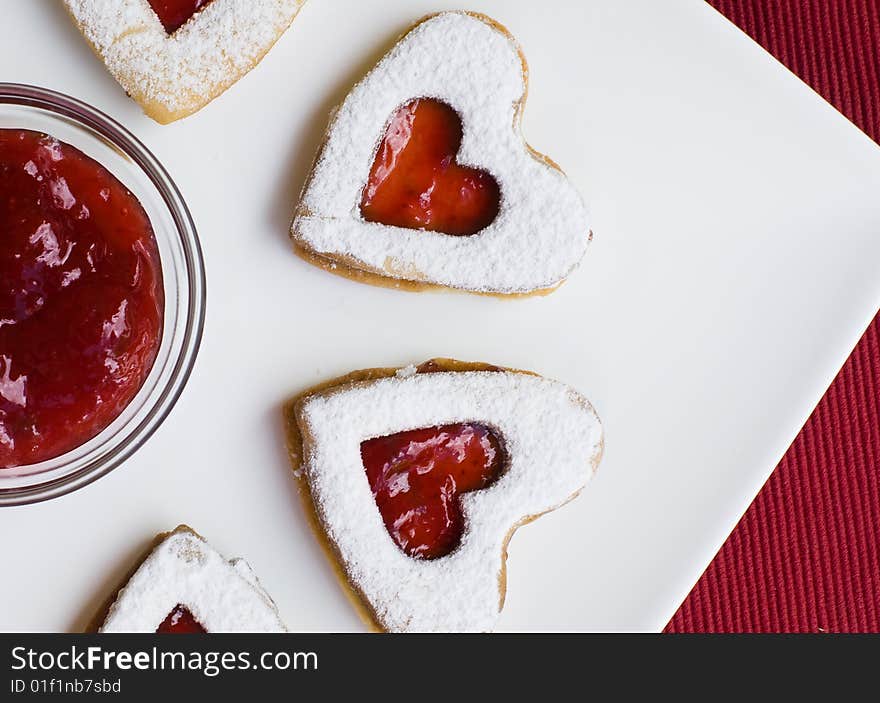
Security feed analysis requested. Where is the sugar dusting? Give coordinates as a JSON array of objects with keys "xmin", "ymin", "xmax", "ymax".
[
  {"xmin": 296, "ymin": 368, "xmax": 603, "ymax": 632},
  {"xmin": 291, "ymin": 12, "xmax": 592, "ymax": 294},
  {"xmin": 63, "ymin": 0, "xmax": 304, "ymax": 121},
  {"xmin": 100, "ymin": 527, "xmax": 287, "ymax": 632}
]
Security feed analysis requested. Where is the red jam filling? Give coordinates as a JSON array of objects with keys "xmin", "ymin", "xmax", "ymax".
[
  {"xmin": 156, "ymin": 605, "xmax": 206, "ymax": 633},
  {"xmin": 361, "ymin": 422, "xmax": 506, "ymax": 560},
  {"xmin": 0, "ymin": 129, "xmax": 164, "ymax": 468},
  {"xmin": 360, "ymin": 98, "xmax": 501, "ymax": 237},
  {"xmin": 148, "ymin": 0, "xmax": 212, "ymax": 34}
]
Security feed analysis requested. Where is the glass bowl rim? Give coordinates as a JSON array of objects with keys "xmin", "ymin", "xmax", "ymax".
[{"xmin": 0, "ymin": 82, "xmax": 206, "ymax": 506}]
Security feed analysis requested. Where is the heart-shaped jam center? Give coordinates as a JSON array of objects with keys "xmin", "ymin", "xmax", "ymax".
[
  {"xmin": 360, "ymin": 98, "xmax": 501, "ymax": 236},
  {"xmin": 148, "ymin": 0, "xmax": 213, "ymax": 34},
  {"xmin": 361, "ymin": 422, "xmax": 506, "ymax": 559},
  {"xmin": 156, "ymin": 604, "xmax": 206, "ymax": 633}
]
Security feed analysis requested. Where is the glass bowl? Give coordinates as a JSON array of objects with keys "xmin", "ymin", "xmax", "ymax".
[{"xmin": 0, "ymin": 84, "xmax": 206, "ymax": 506}]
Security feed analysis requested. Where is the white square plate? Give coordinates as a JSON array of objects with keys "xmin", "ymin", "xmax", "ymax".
[{"xmin": 2, "ymin": 0, "xmax": 879, "ymax": 632}]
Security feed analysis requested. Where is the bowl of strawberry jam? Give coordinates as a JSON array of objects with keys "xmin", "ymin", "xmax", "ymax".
[{"xmin": 0, "ymin": 84, "xmax": 205, "ymax": 505}]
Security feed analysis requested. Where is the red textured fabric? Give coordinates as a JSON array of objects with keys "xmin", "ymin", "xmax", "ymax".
[{"xmin": 666, "ymin": 0, "xmax": 880, "ymax": 633}]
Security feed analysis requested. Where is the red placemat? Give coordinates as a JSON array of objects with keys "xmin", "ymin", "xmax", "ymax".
[{"xmin": 666, "ymin": 0, "xmax": 880, "ymax": 633}]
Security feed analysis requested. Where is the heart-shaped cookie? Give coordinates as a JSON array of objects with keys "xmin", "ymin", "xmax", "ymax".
[
  {"xmin": 291, "ymin": 12, "xmax": 592, "ymax": 295},
  {"xmin": 63, "ymin": 0, "xmax": 306, "ymax": 124},
  {"xmin": 97, "ymin": 525, "xmax": 287, "ymax": 632},
  {"xmin": 286, "ymin": 359, "xmax": 604, "ymax": 632}
]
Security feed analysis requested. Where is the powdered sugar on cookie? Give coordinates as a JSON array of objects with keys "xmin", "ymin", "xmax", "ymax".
[
  {"xmin": 63, "ymin": 0, "xmax": 305, "ymax": 123},
  {"xmin": 100, "ymin": 527, "xmax": 287, "ymax": 632},
  {"xmin": 295, "ymin": 367, "xmax": 603, "ymax": 632},
  {"xmin": 291, "ymin": 12, "xmax": 592, "ymax": 295}
]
